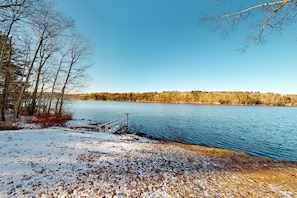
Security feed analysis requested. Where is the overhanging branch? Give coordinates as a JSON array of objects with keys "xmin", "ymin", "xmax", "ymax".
[
  {"xmin": 202, "ymin": 0, "xmax": 295, "ymax": 50},
  {"xmin": 218, "ymin": 0, "xmax": 292, "ymax": 20}
]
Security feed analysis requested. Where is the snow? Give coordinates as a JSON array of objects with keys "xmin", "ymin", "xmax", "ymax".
[
  {"xmin": 65, "ymin": 120, "xmax": 99, "ymax": 128},
  {"xmin": 1, "ymin": 120, "xmax": 296, "ymax": 197},
  {"xmin": 0, "ymin": 121, "xmax": 174, "ymax": 197}
]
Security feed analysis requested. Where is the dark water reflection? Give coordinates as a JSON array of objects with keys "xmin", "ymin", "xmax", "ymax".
[{"xmin": 66, "ymin": 100, "xmax": 297, "ymax": 161}]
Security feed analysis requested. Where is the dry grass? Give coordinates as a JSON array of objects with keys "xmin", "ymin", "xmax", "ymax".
[
  {"xmin": 75, "ymin": 141, "xmax": 297, "ymax": 197},
  {"xmin": 175, "ymin": 143, "xmax": 297, "ymax": 193}
]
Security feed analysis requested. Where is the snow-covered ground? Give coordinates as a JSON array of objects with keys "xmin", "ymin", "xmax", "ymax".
[{"xmin": 1, "ymin": 120, "xmax": 297, "ymax": 197}]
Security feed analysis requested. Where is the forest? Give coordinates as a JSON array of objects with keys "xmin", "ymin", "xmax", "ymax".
[
  {"xmin": 66, "ymin": 91, "xmax": 297, "ymax": 106},
  {"xmin": 0, "ymin": 0, "xmax": 90, "ymax": 122}
]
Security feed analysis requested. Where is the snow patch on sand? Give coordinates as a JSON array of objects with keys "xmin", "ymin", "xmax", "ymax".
[{"xmin": 1, "ymin": 120, "xmax": 296, "ymax": 197}]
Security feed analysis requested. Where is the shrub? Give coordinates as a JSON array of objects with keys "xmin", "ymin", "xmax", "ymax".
[{"xmin": 31, "ymin": 112, "xmax": 72, "ymax": 128}]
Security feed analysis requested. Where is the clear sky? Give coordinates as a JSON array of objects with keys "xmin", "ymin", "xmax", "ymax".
[{"xmin": 55, "ymin": 0, "xmax": 297, "ymax": 94}]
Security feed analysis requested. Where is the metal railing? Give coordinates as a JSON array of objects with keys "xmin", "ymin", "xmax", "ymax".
[{"xmin": 97, "ymin": 112, "xmax": 129, "ymax": 133}]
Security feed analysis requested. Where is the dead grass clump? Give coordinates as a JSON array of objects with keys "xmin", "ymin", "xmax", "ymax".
[
  {"xmin": 173, "ymin": 142, "xmax": 248, "ymax": 157},
  {"xmin": 0, "ymin": 121, "xmax": 21, "ymax": 130}
]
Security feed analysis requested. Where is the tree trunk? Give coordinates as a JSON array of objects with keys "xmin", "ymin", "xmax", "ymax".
[
  {"xmin": 0, "ymin": 38, "xmax": 12, "ymax": 121},
  {"xmin": 17, "ymin": 37, "xmax": 43, "ymax": 116},
  {"xmin": 48, "ymin": 53, "xmax": 66, "ymax": 113},
  {"xmin": 0, "ymin": 70, "xmax": 10, "ymax": 121},
  {"xmin": 0, "ymin": 35, "xmax": 9, "ymax": 121},
  {"xmin": 55, "ymin": 96, "xmax": 60, "ymax": 113},
  {"xmin": 13, "ymin": 59, "xmax": 28, "ymax": 120},
  {"xmin": 58, "ymin": 61, "xmax": 73, "ymax": 113}
]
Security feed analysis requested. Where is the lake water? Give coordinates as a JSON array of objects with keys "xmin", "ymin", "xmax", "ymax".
[{"xmin": 65, "ymin": 100, "xmax": 297, "ymax": 162}]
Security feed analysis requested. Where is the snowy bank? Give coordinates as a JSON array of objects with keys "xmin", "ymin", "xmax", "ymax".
[{"xmin": 0, "ymin": 125, "xmax": 296, "ymax": 197}]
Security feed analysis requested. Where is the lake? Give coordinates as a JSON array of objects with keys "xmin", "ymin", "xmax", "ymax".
[{"xmin": 65, "ymin": 100, "xmax": 297, "ymax": 162}]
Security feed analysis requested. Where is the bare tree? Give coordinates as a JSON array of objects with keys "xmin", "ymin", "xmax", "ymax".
[
  {"xmin": 0, "ymin": 0, "xmax": 30, "ymax": 24},
  {"xmin": 203, "ymin": 0, "xmax": 297, "ymax": 50},
  {"xmin": 0, "ymin": 0, "xmax": 31, "ymax": 121},
  {"xmin": 0, "ymin": 0, "xmax": 26, "ymax": 10},
  {"xmin": 0, "ymin": 36, "xmax": 12, "ymax": 121},
  {"xmin": 13, "ymin": 34, "xmax": 32, "ymax": 119},
  {"xmin": 1, "ymin": 0, "xmax": 91, "ymax": 120},
  {"xmin": 28, "ymin": 39, "xmax": 58, "ymax": 115},
  {"xmin": 0, "ymin": 0, "xmax": 31, "ymax": 69},
  {"xmin": 25, "ymin": 1, "xmax": 73, "ymax": 115},
  {"xmin": 47, "ymin": 51, "xmax": 67, "ymax": 113},
  {"xmin": 57, "ymin": 35, "xmax": 91, "ymax": 113}
]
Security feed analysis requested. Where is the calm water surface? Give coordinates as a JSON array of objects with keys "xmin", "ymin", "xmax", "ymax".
[{"xmin": 66, "ymin": 100, "xmax": 297, "ymax": 161}]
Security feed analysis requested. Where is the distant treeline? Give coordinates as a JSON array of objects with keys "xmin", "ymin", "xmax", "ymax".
[{"xmin": 65, "ymin": 91, "xmax": 297, "ymax": 106}]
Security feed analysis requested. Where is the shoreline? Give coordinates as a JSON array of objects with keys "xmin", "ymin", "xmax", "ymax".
[
  {"xmin": 1, "ymin": 125, "xmax": 297, "ymax": 197},
  {"xmin": 2, "ymin": 117, "xmax": 297, "ymax": 163},
  {"xmin": 66, "ymin": 98, "xmax": 297, "ymax": 107}
]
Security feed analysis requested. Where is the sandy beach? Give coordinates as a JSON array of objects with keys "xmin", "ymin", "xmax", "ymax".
[{"xmin": 0, "ymin": 121, "xmax": 296, "ymax": 197}]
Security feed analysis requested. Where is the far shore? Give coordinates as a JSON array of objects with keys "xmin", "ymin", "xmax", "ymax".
[{"xmin": 64, "ymin": 91, "xmax": 297, "ymax": 107}]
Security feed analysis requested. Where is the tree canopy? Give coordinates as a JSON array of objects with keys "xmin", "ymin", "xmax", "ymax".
[{"xmin": 66, "ymin": 91, "xmax": 297, "ymax": 107}]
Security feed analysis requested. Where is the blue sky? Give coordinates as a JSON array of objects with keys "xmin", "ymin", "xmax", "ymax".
[{"xmin": 56, "ymin": 0, "xmax": 297, "ymax": 94}]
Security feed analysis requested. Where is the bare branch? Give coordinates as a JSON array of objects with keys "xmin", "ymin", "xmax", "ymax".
[
  {"xmin": 0, "ymin": 2, "xmax": 24, "ymax": 9},
  {"xmin": 217, "ymin": 1, "xmax": 291, "ymax": 20},
  {"xmin": 202, "ymin": 0, "xmax": 296, "ymax": 50},
  {"xmin": 257, "ymin": 2, "xmax": 288, "ymax": 40}
]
